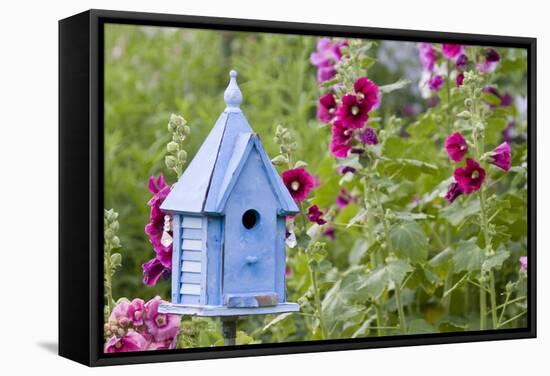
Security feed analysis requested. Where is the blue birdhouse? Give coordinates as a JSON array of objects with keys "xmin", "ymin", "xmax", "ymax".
[{"xmin": 159, "ymin": 71, "xmax": 300, "ymax": 317}]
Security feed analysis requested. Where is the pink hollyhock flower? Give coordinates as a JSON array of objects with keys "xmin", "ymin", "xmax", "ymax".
[
  {"xmin": 442, "ymin": 44, "xmax": 464, "ymax": 59},
  {"xmin": 490, "ymin": 142, "xmax": 511, "ymax": 172},
  {"xmin": 358, "ymin": 126, "xmax": 379, "ymax": 145},
  {"xmin": 307, "ymin": 205, "xmax": 327, "ymax": 225},
  {"xmin": 330, "ymin": 120, "xmax": 353, "ymax": 158},
  {"xmin": 142, "ymin": 258, "xmax": 169, "ymax": 287},
  {"xmin": 354, "ymin": 77, "xmax": 380, "ymax": 111},
  {"xmin": 455, "ymin": 54, "xmax": 468, "ymax": 70},
  {"xmin": 456, "ymin": 72, "xmax": 464, "ymax": 87},
  {"xmin": 454, "ymin": 158, "xmax": 486, "ymax": 194},
  {"xmin": 282, "ymin": 167, "xmax": 317, "ymax": 202},
  {"xmin": 147, "ymin": 338, "xmax": 177, "ymax": 351},
  {"xmin": 445, "ymin": 182, "xmax": 463, "ymax": 203},
  {"xmin": 519, "ymin": 256, "xmax": 528, "ymax": 272},
  {"xmin": 336, "ymin": 188, "xmax": 355, "ymax": 208},
  {"xmin": 477, "ymin": 48, "xmax": 500, "ymax": 73},
  {"xmin": 317, "ymin": 93, "xmax": 338, "ymax": 123},
  {"xmin": 336, "ymin": 94, "xmax": 370, "ymax": 129},
  {"xmin": 145, "ymin": 175, "xmax": 173, "ymax": 269},
  {"xmin": 418, "ymin": 43, "xmax": 437, "ymax": 72},
  {"xmin": 104, "ymin": 331, "xmax": 149, "ymax": 353},
  {"xmin": 310, "ymin": 38, "xmax": 347, "ymax": 83},
  {"xmin": 428, "ymin": 75, "xmax": 444, "ymax": 91},
  {"xmin": 109, "ymin": 300, "xmax": 130, "ymax": 327},
  {"xmin": 445, "ymin": 132, "xmax": 468, "ymax": 162},
  {"xmin": 127, "ymin": 298, "xmax": 146, "ymax": 327},
  {"xmin": 144, "ymin": 297, "xmax": 181, "ymax": 342}
]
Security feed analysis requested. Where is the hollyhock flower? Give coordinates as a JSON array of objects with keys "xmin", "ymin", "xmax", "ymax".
[
  {"xmin": 428, "ymin": 75, "xmax": 444, "ymax": 91},
  {"xmin": 500, "ymin": 93, "xmax": 513, "ymax": 107},
  {"xmin": 317, "ymin": 93, "xmax": 338, "ymax": 123},
  {"xmin": 307, "ymin": 205, "xmax": 327, "ymax": 225},
  {"xmin": 418, "ymin": 43, "xmax": 437, "ymax": 72},
  {"xmin": 358, "ymin": 127, "xmax": 379, "ymax": 145},
  {"xmin": 426, "ymin": 96, "xmax": 440, "ymax": 108},
  {"xmin": 445, "ymin": 182, "xmax": 463, "ymax": 203},
  {"xmin": 104, "ymin": 331, "xmax": 149, "ymax": 353},
  {"xmin": 456, "ymin": 72, "xmax": 464, "ymax": 87},
  {"xmin": 354, "ymin": 77, "xmax": 380, "ymax": 111},
  {"xmin": 350, "ymin": 147, "xmax": 365, "ymax": 154},
  {"xmin": 330, "ymin": 120, "xmax": 353, "ymax": 158},
  {"xmin": 454, "ymin": 158, "xmax": 486, "ymax": 194},
  {"xmin": 336, "ymin": 94, "xmax": 370, "ymax": 129},
  {"xmin": 502, "ymin": 121, "xmax": 515, "ymax": 144},
  {"xmin": 338, "ymin": 165, "xmax": 356, "ymax": 175},
  {"xmin": 445, "ymin": 132, "xmax": 468, "ymax": 162},
  {"xmin": 127, "ymin": 299, "xmax": 146, "ymax": 327},
  {"xmin": 477, "ymin": 48, "xmax": 500, "ymax": 73},
  {"xmin": 310, "ymin": 38, "xmax": 347, "ymax": 83},
  {"xmin": 442, "ymin": 44, "xmax": 464, "ymax": 59},
  {"xmin": 145, "ymin": 175, "xmax": 173, "ymax": 270},
  {"xmin": 519, "ymin": 256, "xmax": 528, "ymax": 272},
  {"xmin": 336, "ymin": 188, "xmax": 354, "ymax": 208},
  {"xmin": 144, "ymin": 297, "xmax": 181, "ymax": 342},
  {"xmin": 323, "ymin": 226, "xmax": 335, "ymax": 240},
  {"xmin": 282, "ymin": 167, "xmax": 317, "ymax": 202},
  {"xmin": 455, "ymin": 54, "xmax": 468, "ymax": 70},
  {"xmin": 490, "ymin": 142, "xmax": 511, "ymax": 172},
  {"xmin": 109, "ymin": 300, "xmax": 130, "ymax": 327},
  {"xmin": 142, "ymin": 258, "xmax": 169, "ymax": 287}
]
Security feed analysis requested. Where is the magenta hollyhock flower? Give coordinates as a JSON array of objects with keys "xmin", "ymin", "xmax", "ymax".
[
  {"xmin": 282, "ymin": 167, "xmax": 317, "ymax": 202},
  {"xmin": 330, "ymin": 120, "xmax": 353, "ymax": 159},
  {"xmin": 317, "ymin": 93, "xmax": 338, "ymax": 124},
  {"xmin": 418, "ymin": 43, "xmax": 437, "ymax": 72},
  {"xmin": 455, "ymin": 54, "xmax": 468, "ymax": 70},
  {"xmin": 519, "ymin": 256, "xmax": 528, "ymax": 272},
  {"xmin": 500, "ymin": 93, "xmax": 513, "ymax": 107},
  {"xmin": 358, "ymin": 126, "xmax": 379, "ymax": 145},
  {"xmin": 454, "ymin": 158, "xmax": 486, "ymax": 194},
  {"xmin": 353, "ymin": 77, "xmax": 380, "ymax": 111},
  {"xmin": 142, "ymin": 258, "xmax": 169, "ymax": 287},
  {"xmin": 127, "ymin": 298, "xmax": 146, "ymax": 327},
  {"xmin": 477, "ymin": 48, "xmax": 500, "ymax": 73},
  {"xmin": 310, "ymin": 38, "xmax": 347, "ymax": 83},
  {"xmin": 104, "ymin": 331, "xmax": 149, "ymax": 353},
  {"xmin": 456, "ymin": 72, "xmax": 464, "ymax": 87},
  {"xmin": 307, "ymin": 205, "xmax": 327, "ymax": 225},
  {"xmin": 145, "ymin": 175, "xmax": 173, "ymax": 269},
  {"xmin": 144, "ymin": 297, "xmax": 181, "ymax": 342},
  {"xmin": 445, "ymin": 132, "xmax": 468, "ymax": 162},
  {"xmin": 323, "ymin": 226, "xmax": 335, "ymax": 240},
  {"xmin": 442, "ymin": 44, "xmax": 464, "ymax": 59},
  {"xmin": 490, "ymin": 142, "xmax": 511, "ymax": 172},
  {"xmin": 445, "ymin": 182, "xmax": 463, "ymax": 203},
  {"xmin": 428, "ymin": 75, "xmax": 444, "ymax": 91},
  {"xmin": 336, "ymin": 94, "xmax": 370, "ymax": 129},
  {"xmin": 502, "ymin": 121, "xmax": 515, "ymax": 143},
  {"xmin": 336, "ymin": 188, "xmax": 354, "ymax": 208}
]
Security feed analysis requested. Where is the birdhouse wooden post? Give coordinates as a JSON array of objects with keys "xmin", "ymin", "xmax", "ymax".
[{"xmin": 159, "ymin": 71, "xmax": 300, "ymax": 329}]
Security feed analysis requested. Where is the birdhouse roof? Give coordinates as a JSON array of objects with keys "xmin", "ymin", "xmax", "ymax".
[{"xmin": 161, "ymin": 71, "xmax": 299, "ymax": 215}]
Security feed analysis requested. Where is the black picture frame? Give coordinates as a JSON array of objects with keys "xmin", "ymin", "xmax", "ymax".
[{"xmin": 59, "ymin": 8, "xmax": 537, "ymax": 367}]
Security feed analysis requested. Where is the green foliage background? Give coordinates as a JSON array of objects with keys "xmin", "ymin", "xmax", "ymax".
[{"xmin": 104, "ymin": 24, "xmax": 528, "ymax": 346}]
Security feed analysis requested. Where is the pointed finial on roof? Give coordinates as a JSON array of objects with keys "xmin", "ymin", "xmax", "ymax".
[{"xmin": 224, "ymin": 70, "xmax": 242, "ymax": 112}]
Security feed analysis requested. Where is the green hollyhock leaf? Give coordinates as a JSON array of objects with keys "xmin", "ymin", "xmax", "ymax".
[
  {"xmin": 440, "ymin": 197, "xmax": 481, "ymax": 226},
  {"xmin": 408, "ymin": 318, "xmax": 435, "ymax": 334},
  {"xmin": 390, "ymin": 221, "xmax": 429, "ymax": 263},
  {"xmin": 453, "ymin": 238, "xmax": 486, "ymax": 273},
  {"xmin": 482, "ymin": 249, "xmax": 511, "ymax": 272}
]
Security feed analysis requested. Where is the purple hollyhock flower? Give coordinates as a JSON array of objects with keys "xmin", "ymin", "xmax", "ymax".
[
  {"xmin": 354, "ymin": 77, "xmax": 380, "ymax": 111},
  {"xmin": 418, "ymin": 43, "xmax": 437, "ymax": 72},
  {"xmin": 323, "ymin": 226, "xmax": 335, "ymax": 240},
  {"xmin": 445, "ymin": 132, "xmax": 468, "ymax": 162},
  {"xmin": 336, "ymin": 188, "xmax": 355, "ymax": 208},
  {"xmin": 455, "ymin": 54, "xmax": 468, "ymax": 70},
  {"xmin": 282, "ymin": 167, "xmax": 317, "ymax": 202},
  {"xmin": 445, "ymin": 182, "xmax": 463, "ymax": 203},
  {"xmin": 519, "ymin": 256, "xmax": 528, "ymax": 272},
  {"xmin": 105, "ymin": 331, "xmax": 149, "ymax": 353},
  {"xmin": 338, "ymin": 165, "xmax": 356, "ymax": 174},
  {"xmin": 502, "ymin": 121, "xmax": 515, "ymax": 144},
  {"xmin": 307, "ymin": 205, "xmax": 327, "ymax": 225},
  {"xmin": 426, "ymin": 95, "xmax": 440, "ymax": 108},
  {"xmin": 144, "ymin": 297, "xmax": 181, "ymax": 342},
  {"xmin": 358, "ymin": 126, "xmax": 379, "ymax": 145},
  {"xmin": 478, "ymin": 48, "xmax": 500, "ymax": 73},
  {"xmin": 442, "ymin": 44, "xmax": 464, "ymax": 59},
  {"xmin": 127, "ymin": 298, "xmax": 145, "ymax": 327},
  {"xmin": 454, "ymin": 158, "xmax": 486, "ymax": 194},
  {"xmin": 142, "ymin": 258, "xmax": 169, "ymax": 287},
  {"xmin": 456, "ymin": 72, "xmax": 464, "ymax": 87},
  {"xmin": 336, "ymin": 94, "xmax": 370, "ymax": 129},
  {"xmin": 317, "ymin": 93, "xmax": 338, "ymax": 124},
  {"xmin": 330, "ymin": 120, "xmax": 353, "ymax": 159},
  {"xmin": 310, "ymin": 38, "xmax": 348, "ymax": 83},
  {"xmin": 500, "ymin": 93, "xmax": 513, "ymax": 107},
  {"xmin": 428, "ymin": 75, "xmax": 444, "ymax": 91},
  {"xmin": 490, "ymin": 142, "xmax": 511, "ymax": 172}
]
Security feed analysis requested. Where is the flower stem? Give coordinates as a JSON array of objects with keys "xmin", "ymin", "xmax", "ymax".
[
  {"xmin": 308, "ymin": 263, "xmax": 327, "ymax": 339},
  {"xmin": 479, "ymin": 280, "xmax": 487, "ymax": 330},
  {"xmin": 394, "ymin": 282, "xmax": 408, "ymax": 334}
]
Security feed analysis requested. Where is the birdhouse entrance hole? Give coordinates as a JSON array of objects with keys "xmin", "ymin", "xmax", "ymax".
[{"xmin": 242, "ymin": 209, "xmax": 259, "ymax": 229}]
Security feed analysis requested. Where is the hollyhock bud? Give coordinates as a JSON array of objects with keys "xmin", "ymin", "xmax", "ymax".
[{"xmin": 445, "ymin": 182, "xmax": 463, "ymax": 203}]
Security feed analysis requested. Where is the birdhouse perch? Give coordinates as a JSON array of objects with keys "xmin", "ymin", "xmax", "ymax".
[{"xmin": 159, "ymin": 70, "xmax": 300, "ymax": 318}]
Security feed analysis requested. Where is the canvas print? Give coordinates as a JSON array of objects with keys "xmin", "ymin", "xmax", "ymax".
[{"xmin": 103, "ymin": 24, "xmax": 528, "ymax": 353}]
